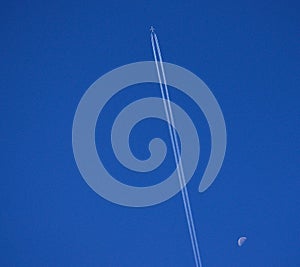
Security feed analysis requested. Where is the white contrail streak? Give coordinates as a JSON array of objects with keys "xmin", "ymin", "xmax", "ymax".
[{"xmin": 150, "ymin": 30, "xmax": 202, "ymax": 267}]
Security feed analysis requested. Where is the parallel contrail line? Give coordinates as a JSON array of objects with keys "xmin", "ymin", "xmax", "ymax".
[
  {"xmin": 150, "ymin": 30, "xmax": 202, "ymax": 267},
  {"xmin": 153, "ymin": 33, "xmax": 202, "ymax": 267},
  {"xmin": 151, "ymin": 33, "xmax": 199, "ymax": 267},
  {"xmin": 150, "ymin": 35, "xmax": 199, "ymax": 266}
]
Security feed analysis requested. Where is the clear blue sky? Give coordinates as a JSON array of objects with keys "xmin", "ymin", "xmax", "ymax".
[{"xmin": 1, "ymin": 0, "xmax": 299, "ymax": 266}]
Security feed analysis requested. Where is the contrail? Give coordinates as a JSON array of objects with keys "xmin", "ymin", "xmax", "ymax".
[{"xmin": 150, "ymin": 28, "xmax": 203, "ymax": 267}]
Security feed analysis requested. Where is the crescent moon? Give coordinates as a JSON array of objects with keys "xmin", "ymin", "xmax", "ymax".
[{"xmin": 238, "ymin": 236, "xmax": 247, "ymax": 247}]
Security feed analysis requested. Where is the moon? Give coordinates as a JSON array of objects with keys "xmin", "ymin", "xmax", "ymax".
[{"xmin": 238, "ymin": 236, "xmax": 247, "ymax": 247}]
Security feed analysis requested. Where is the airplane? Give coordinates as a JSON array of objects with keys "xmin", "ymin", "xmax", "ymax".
[{"xmin": 150, "ymin": 26, "xmax": 155, "ymax": 32}]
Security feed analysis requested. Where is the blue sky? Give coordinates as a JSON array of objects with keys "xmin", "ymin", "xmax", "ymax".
[{"xmin": 1, "ymin": 0, "xmax": 299, "ymax": 266}]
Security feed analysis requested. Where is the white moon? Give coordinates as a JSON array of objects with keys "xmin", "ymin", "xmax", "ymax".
[{"xmin": 238, "ymin": 236, "xmax": 247, "ymax": 247}]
